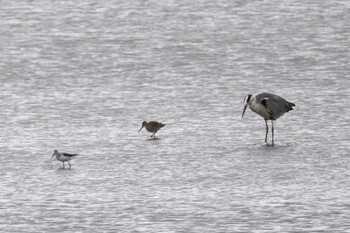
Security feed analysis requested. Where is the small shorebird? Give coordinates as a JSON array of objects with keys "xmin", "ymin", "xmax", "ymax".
[
  {"xmin": 138, "ymin": 121, "xmax": 165, "ymax": 138},
  {"xmin": 242, "ymin": 93, "xmax": 295, "ymax": 145},
  {"xmin": 51, "ymin": 150, "xmax": 78, "ymax": 169}
]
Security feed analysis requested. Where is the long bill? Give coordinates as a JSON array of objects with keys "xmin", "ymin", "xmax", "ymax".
[
  {"xmin": 51, "ymin": 152, "xmax": 55, "ymax": 159},
  {"xmin": 241, "ymin": 104, "xmax": 248, "ymax": 119},
  {"xmin": 138, "ymin": 125, "xmax": 144, "ymax": 133}
]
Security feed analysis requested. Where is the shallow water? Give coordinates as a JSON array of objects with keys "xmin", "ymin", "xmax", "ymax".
[{"xmin": 0, "ymin": 0, "xmax": 349, "ymax": 232}]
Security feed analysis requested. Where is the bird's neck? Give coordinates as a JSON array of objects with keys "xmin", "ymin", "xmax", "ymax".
[
  {"xmin": 249, "ymin": 96, "xmax": 263, "ymax": 114},
  {"xmin": 249, "ymin": 96, "xmax": 271, "ymax": 120},
  {"xmin": 248, "ymin": 96, "xmax": 258, "ymax": 110}
]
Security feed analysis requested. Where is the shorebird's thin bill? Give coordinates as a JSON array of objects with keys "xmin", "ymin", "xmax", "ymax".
[
  {"xmin": 241, "ymin": 104, "xmax": 248, "ymax": 119},
  {"xmin": 138, "ymin": 125, "xmax": 144, "ymax": 133}
]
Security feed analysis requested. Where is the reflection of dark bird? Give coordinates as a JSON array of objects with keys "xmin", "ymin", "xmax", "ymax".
[
  {"xmin": 51, "ymin": 150, "xmax": 78, "ymax": 169},
  {"xmin": 241, "ymin": 93, "xmax": 295, "ymax": 144},
  {"xmin": 138, "ymin": 121, "xmax": 166, "ymax": 138}
]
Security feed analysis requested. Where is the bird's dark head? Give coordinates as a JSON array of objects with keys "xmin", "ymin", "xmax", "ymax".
[{"xmin": 242, "ymin": 94, "xmax": 252, "ymax": 119}]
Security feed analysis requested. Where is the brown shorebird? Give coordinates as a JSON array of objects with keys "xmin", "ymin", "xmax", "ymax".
[
  {"xmin": 51, "ymin": 150, "xmax": 78, "ymax": 169},
  {"xmin": 138, "ymin": 121, "xmax": 165, "ymax": 138}
]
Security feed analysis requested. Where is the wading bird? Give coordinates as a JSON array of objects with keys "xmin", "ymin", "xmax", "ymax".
[
  {"xmin": 241, "ymin": 93, "xmax": 295, "ymax": 144},
  {"xmin": 51, "ymin": 150, "xmax": 78, "ymax": 169},
  {"xmin": 138, "ymin": 121, "xmax": 165, "ymax": 138}
]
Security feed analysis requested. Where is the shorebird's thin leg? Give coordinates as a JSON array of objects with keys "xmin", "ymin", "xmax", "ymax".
[
  {"xmin": 264, "ymin": 120, "xmax": 269, "ymax": 143},
  {"xmin": 62, "ymin": 162, "xmax": 65, "ymax": 169},
  {"xmin": 271, "ymin": 120, "xmax": 274, "ymax": 145},
  {"xmin": 68, "ymin": 162, "xmax": 71, "ymax": 169}
]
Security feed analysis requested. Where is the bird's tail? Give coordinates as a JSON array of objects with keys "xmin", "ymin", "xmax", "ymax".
[{"xmin": 288, "ymin": 102, "xmax": 295, "ymax": 111}]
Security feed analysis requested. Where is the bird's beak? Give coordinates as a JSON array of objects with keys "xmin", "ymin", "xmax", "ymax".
[
  {"xmin": 241, "ymin": 104, "xmax": 248, "ymax": 119},
  {"xmin": 138, "ymin": 125, "xmax": 144, "ymax": 134},
  {"xmin": 51, "ymin": 153, "xmax": 55, "ymax": 159}
]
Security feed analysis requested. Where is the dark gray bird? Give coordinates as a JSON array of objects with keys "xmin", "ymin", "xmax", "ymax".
[
  {"xmin": 241, "ymin": 93, "xmax": 295, "ymax": 144},
  {"xmin": 51, "ymin": 150, "xmax": 78, "ymax": 169},
  {"xmin": 138, "ymin": 121, "xmax": 166, "ymax": 138}
]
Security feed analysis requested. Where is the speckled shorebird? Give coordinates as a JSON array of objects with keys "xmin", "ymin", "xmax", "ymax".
[
  {"xmin": 51, "ymin": 150, "xmax": 78, "ymax": 169},
  {"xmin": 242, "ymin": 93, "xmax": 295, "ymax": 145},
  {"xmin": 138, "ymin": 121, "xmax": 166, "ymax": 138}
]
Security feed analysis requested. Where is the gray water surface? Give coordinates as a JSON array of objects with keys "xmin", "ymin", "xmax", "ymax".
[{"xmin": 0, "ymin": 0, "xmax": 349, "ymax": 232}]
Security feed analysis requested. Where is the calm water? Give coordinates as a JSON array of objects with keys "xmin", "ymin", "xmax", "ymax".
[{"xmin": 0, "ymin": 0, "xmax": 349, "ymax": 232}]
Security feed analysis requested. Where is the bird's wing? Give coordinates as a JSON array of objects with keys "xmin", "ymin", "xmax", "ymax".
[
  {"xmin": 257, "ymin": 93, "xmax": 293, "ymax": 120},
  {"xmin": 62, "ymin": 153, "xmax": 78, "ymax": 157},
  {"xmin": 150, "ymin": 121, "xmax": 165, "ymax": 128}
]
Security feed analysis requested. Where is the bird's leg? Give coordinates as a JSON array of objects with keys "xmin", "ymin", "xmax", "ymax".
[
  {"xmin": 271, "ymin": 120, "xmax": 274, "ymax": 145},
  {"xmin": 62, "ymin": 162, "xmax": 65, "ymax": 169},
  {"xmin": 264, "ymin": 120, "xmax": 269, "ymax": 143},
  {"xmin": 68, "ymin": 162, "xmax": 71, "ymax": 169}
]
